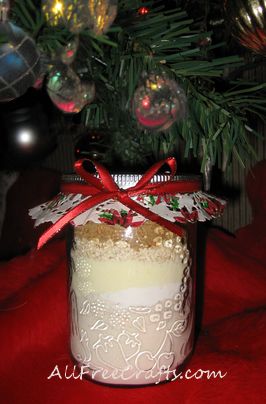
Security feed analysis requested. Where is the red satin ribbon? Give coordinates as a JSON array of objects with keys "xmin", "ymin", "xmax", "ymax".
[{"xmin": 37, "ymin": 157, "xmax": 201, "ymax": 249}]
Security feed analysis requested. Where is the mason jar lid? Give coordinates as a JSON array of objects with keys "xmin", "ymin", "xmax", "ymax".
[{"xmin": 61, "ymin": 173, "xmax": 202, "ymax": 189}]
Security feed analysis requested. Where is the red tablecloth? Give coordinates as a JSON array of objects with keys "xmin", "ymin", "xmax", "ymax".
[{"xmin": 0, "ymin": 161, "xmax": 266, "ymax": 404}]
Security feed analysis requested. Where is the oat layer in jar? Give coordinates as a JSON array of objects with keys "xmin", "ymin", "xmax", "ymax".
[
  {"xmin": 69, "ymin": 219, "xmax": 196, "ymax": 385},
  {"xmin": 29, "ymin": 158, "xmax": 225, "ymax": 387}
]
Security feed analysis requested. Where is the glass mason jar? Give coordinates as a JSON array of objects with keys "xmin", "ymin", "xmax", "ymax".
[{"xmin": 67, "ymin": 174, "xmax": 198, "ymax": 386}]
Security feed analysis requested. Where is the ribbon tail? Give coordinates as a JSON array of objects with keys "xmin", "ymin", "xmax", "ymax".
[
  {"xmin": 37, "ymin": 192, "xmax": 115, "ymax": 249},
  {"xmin": 118, "ymin": 194, "xmax": 185, "ymax": 238}
]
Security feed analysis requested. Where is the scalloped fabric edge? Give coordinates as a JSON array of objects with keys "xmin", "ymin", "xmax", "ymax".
[{"xmin": 29, "ymin": 191, "xmax": 226, "ymax": 228}]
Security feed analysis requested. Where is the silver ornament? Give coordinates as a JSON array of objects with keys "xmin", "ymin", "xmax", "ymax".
[
  {"xmin": 0, "ymin": 22, "xmax": 41, "ymax": 102},
  {"xmin": 132, "ymin": 72, "xmax": 187, "ymax": 132},
  {"xmin": 47, "ymin": 65, "xmax": 94, "ymax": 113}
]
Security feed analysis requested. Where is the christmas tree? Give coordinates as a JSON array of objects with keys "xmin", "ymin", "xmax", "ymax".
[{"xmin": 2, "ymin": 0, "xmax": 266, "ymax": 183}]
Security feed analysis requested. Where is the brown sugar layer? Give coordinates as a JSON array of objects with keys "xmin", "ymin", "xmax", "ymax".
[{"xmin": 74, "ymin": 220, "xmax": 187, "ymax": 251}]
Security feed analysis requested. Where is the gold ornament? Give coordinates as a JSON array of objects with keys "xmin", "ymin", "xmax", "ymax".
[
  {"xmin": 88, "ymin": 0, "xmax": 118, "ymax": 35},
  {"xmin": 225, "ymin": 0, "xmax": 266, "ymax": 55},
  {"xmin": 42, "ymin": 0, "xmax": 117, "ymax": 35},
  {"xmin": 42, "ymin": 0, "xmax": 91, "ymax": 33}
]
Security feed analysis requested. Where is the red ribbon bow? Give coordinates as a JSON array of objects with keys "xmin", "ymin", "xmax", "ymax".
[{"xmin": 37, "ymin": 157, "xmax": 201, "ymax": 249}]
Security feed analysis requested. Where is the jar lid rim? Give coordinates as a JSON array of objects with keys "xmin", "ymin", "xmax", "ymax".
[{"xmin": 62, "ymin": 173, "xmax": 202, "ymax": 188}]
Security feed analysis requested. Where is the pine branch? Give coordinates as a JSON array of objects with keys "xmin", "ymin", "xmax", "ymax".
[{"xmin": 9, "ymin": 0, "xmax": 266, "ymax": 172}]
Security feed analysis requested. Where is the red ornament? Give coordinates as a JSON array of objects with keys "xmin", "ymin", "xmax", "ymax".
[{"xmin": 138, "ymin": 6, "xmax": 149, "ymax": 15}]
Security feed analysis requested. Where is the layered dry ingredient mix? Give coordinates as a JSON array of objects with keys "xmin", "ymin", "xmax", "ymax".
[{"xmin": 70, "ymin": 220, "xmax": 194, "ymax": 385}]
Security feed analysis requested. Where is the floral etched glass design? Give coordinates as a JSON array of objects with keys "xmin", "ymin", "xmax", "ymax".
[{"xmin": 68, "ymin": 219, "xmax": 196, "ymax": 386}]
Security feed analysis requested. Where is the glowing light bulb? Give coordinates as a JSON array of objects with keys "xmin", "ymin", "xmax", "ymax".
[
  {"xmin": 52, "ymin": 0, "xmax": 63, "ymax": 15},
  {"xmin": 141, "ymin": 95, "xmax": 151, "ymax": 110},
  {"xmin": 138, "ymin": 6, "xmax": 149, "ymax": 16},
  {"xmin": 150, "ymin": 82, "xmax": 158, "ymax": 91},
  {"xmin": 18, "ymin": 129, "xmax": 33, "ymax": 145}
]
